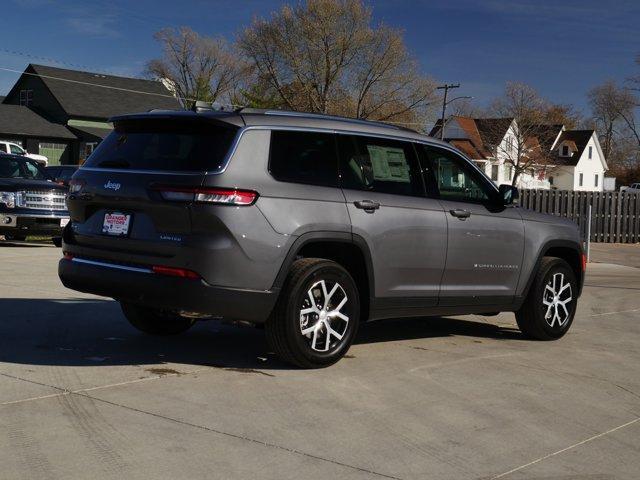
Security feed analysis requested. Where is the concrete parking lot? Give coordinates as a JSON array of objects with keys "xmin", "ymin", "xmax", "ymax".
[{"xmin": 1, "ymin": 243, "xmax": 639, "ymax": 480}]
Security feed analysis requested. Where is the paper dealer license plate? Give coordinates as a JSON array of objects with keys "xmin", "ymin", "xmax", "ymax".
[{"xmin": 102, "ymin": 212, "xmax": 131, "ymax": 236}]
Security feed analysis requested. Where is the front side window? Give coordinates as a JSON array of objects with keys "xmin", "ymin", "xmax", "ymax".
[
  {"xmin": 422, "ymin": 146, "xmax": 495, "ymax": 203},
  {"xmin": 338, "ymin": 134, "xmax": 424, "ymax": 197},
  {"xmin": 269, "ymin": 130, "xmax": 339, "ymax": 187}
]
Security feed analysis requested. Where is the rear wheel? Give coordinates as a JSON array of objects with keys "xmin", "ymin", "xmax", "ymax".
[
  {"xmin": 516, "ymin": 257, "xmax": 577, "ymax": 340},
  {"xmin": 120, "ymin": 302, "xmax": 195, "ymax": 335},
  {"xmin": 266, "ymin": 258, "xmax": 359, "ymax": 368}
]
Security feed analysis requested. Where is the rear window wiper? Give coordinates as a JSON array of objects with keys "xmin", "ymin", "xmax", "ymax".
[{"xmin": 98, "ymin": 159, "xmax": 130, "ymax": 168}]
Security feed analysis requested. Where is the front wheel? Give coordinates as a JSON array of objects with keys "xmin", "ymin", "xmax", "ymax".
[
  {"xmin": 120, "ymin": 302, "xmax": 195, "ymax": 335},
  {"xmin": 266, "ymin": 258, "xmax": 360, "ymax": 368},
  {"xmin": 516, "ymin": 257, "xmax": 577, "ymax": 340}
]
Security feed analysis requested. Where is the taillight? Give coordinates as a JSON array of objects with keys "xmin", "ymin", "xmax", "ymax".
[
  {"xmin": 152, "ymin": 185, "xmax": 258, "ymax": 206},
  {"xmin": 69, "ymin": 179, "xmax": 85, "ymax": 193},
  {"xmin": 63, "ymin": 252, "xmax": 73, "ymax": 260},
  {"xmin": 581, "ymin": 252, "xmax": 587, "ymax": 271},
  {"xmin": 152, "ymin": 265, "xmax": 201, "ymax": 280}
]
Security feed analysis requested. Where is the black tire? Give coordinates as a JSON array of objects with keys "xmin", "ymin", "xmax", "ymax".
[
  {"xmin": 266, "ymin": 258, "xmax": 360, "ymax": 368},
  {"xmin": 516, "ymin": 257, "xmax": 577, "ymax": 340},
  {"xmin": 5, "ymin": 234, "xmax": 27, "ymax": 241},
  {"xmin": 120, "ymin": 302, "xmax": 195, "ymax": 335}
]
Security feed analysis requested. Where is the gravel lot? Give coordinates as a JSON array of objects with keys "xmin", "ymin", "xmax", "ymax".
[{"xmin": 1, "ymin": 242, "xmax": 639, "ymax": 479}]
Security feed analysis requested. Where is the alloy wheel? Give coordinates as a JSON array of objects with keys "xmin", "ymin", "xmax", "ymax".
[
  {"xmin": 299, "ymin": 279, "xmax": 349, "ymax": 352},
  {"xmin": 542, "ymin": 272, "xmax": 573, "ymax": 328}
]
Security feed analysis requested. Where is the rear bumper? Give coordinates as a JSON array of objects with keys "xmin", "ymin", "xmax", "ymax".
[
  {"xmin": 58, "ymin": 257, "xmax": 278, "ymax": 323},
  {"xmin": 0, "ymin": 212, "xmax": 68, "ymax": 236}
]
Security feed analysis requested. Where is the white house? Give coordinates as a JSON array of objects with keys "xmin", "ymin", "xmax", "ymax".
[
  {"xmin": 548, "ymin": 129, "xmax": 608, "ymax": 192},
  {"xmin": 430, "ymin": 116, "xmax": 551, "ymax": 189},
  {"xmin": 431, "ymin": 116, "xmax": 607, "ymax": 191}
]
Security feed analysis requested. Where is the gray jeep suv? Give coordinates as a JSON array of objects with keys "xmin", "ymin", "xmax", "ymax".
[{"xmin": 58, "ymin": 108, "xmax": 585, "ymax": 368}]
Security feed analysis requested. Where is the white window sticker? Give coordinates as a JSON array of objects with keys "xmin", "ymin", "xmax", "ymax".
[{"xmin": 366, "ymin": 145, "xmax": 410, "ymax": 183}]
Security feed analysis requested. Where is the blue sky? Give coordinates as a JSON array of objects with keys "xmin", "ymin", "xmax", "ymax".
[{"xmin": 1, "ymin": 0, "xmax": 638, "ymax": 114}]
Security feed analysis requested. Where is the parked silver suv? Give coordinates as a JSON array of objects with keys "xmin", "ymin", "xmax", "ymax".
[{"xmin": 59, "ymin": 108, "xmax": 585, "ymax": 368}]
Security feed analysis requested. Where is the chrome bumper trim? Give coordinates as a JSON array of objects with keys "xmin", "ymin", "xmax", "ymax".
[{"xmin": 70, "ymin": 257, "xmax": 153, "ymax": 274}]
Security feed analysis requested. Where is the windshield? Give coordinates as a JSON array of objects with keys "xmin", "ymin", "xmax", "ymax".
[
  {"xmin": 84, "ymin": 118, "xmax": 238, "ymax": 172},
  {"xmin": 0, "ymin": 157, "xmax": 49, "ymax": 180}
]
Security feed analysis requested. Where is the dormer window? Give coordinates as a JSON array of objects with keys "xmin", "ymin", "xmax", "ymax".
[
  {"xmin": 562, "ymin": 145, "xmax": 569, "ymax": 156},
  {"xmin": 19, "ymin": 89, "xmax": 33, "ymax": 107}
]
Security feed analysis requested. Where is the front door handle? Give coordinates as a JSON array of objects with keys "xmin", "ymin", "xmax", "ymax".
[
  {"xmin": 354, "ymin": 200, "xmax": 380, "ymax": 212},
  {"xmin": 449, "ymin": 209, "xmax": 471, "ymax": 220}
]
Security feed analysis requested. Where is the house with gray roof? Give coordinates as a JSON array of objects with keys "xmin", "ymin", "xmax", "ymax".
[{"xmin": 0, "ymin": 64, "xmax": 180, "ymax": 165}]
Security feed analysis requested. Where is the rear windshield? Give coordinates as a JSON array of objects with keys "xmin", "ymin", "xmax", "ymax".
[{"xmin": 84, "ymin": 119, "xmax": 238, "ymax": 172}]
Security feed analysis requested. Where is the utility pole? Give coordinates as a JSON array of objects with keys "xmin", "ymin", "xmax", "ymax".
[{"xmin": 437, "ymin": 83, "xmax": 460, "ymax": 140}]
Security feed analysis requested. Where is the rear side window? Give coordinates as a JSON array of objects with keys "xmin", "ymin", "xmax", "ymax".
[
  {"xmin": 269, "ymin": 131, "xmax": 339, "ymax": 187},
  {"xmin": 338, "ymin": 134, "xmax": 424, "ymax": 197},
  {"xmin": 84, "ymin": 119, "xmax": 238, "ymax": 172}
]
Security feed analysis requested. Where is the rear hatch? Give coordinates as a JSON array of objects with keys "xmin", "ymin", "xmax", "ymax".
[{"xmin": 66, "ymin": 114, "xmax": 239, "ymax": 264}]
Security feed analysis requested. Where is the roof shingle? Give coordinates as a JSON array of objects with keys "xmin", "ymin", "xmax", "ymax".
[
  {"xmin": 28, "ymin": 64, "xmax": 180, "ymax": 119},
  {"xmin": 0, "ymin": 104, "xmax": 76, "ymax": 139}
]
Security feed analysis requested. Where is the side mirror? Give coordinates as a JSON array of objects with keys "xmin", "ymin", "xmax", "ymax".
[{"xmin": 498, "ymin": 184, "xmax": 519, "ymax": 205}]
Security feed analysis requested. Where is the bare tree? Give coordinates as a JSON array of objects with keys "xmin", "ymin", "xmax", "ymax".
[
  {"xmin": 487, "ymin": 82, "xmax": 553, "ymax": 186},
  {"xmin": 147, "ymin": 27, "xmax": 250, "ymax": 109},
  {"xmin": 238, "ymin": 0, "xmax": 436, "ymax": 128},
  {"xmin": 542, "ymin": 103, "xmax": 583, "ymax": 129},
  {"xmin": 588, "ymin": 81, "xmax": 638, "ymax": 163}
]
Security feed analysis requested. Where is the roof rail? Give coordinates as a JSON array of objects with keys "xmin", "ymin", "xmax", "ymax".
[{"xmin": 236, "ymin": 108, "xmax": 418, "ymax": 132}]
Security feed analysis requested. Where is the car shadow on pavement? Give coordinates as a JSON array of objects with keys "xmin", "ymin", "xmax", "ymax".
[
  {"xmin": 0, "ymin": 240, "xmax": 54, "ymax": 248},
  {"xmin": 0, "ymin": 298, "xmax": 523, "ymax": 371}
]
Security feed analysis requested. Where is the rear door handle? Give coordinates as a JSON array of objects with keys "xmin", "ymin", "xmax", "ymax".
[
  {"xmin": 449, "ymin": 209, "xmax": 471, "ymax": 220},
  {"xmin": 354, "ymin": 200, "xmax": 380, "ymax": 212}
]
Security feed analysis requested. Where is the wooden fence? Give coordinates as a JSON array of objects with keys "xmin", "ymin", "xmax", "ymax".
[{"xmin": 519, "ymin": 189, "xmax": 640, "ymax": 244}]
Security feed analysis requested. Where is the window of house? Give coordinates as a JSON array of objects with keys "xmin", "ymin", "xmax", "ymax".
[
  {"xmin": 506, "ymin": 136, "xmax": 513, "ymax": 152},
  {"xmin": 491, "ymin": 164, "xmax": 499, "ymax": 181},
  {"xmin": 595, "ymin": 174, "xmax": 599, "ymax": 187},
  {"xmin": 504, "ymin": 165, "xmax": 513, "ymax": 182},
  {"xmin": 579, "ymin": 173, "xmax": 583, "ymax": 187},
  {"xmin": 562, "ymin": 145, "xmax": 569, "ymax": 156},
  {"xmin": 269, "ymin": 130, "xmax": 339, "ymax": 187},
  {"xmin": 85, "ymin": 142, "xmax": 98, "ymax": 159},
  {"xmin": 589, "ymin": 146, "xmax": 593, "ymax": 159},
  {"xmin": 549, "ymin": 176, "xmax": 554, "ymax": 185},
  {"xmin": 19, "ymin": 89, "xmax": 33, "ymax": 107},
  {"xmin": 338, "ymin": 134, "xmax": 423, "ymax": 197}
]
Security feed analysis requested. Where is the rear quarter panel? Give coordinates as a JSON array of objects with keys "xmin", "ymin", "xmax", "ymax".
[{"xmin": 199, "ymin": 128, "xmax": 351, "ymax": 289}]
